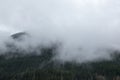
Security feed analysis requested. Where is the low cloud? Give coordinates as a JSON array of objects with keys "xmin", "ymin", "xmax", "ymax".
[{"xmin": 0, "ymin": 0, "xmax": 120, "ymax": 62}]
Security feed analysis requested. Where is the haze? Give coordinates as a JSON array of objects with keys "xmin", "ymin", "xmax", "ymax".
[{"xmin": 0, "ymin": 0, "xmax": 120, "ymax": 62}]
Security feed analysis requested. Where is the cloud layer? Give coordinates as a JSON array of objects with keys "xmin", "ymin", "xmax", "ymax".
[{"xmin": 0, "ymin": 0, "xmax": 120, "ymax": 62}]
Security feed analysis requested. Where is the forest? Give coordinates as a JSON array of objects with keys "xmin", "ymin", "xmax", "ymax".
[{"xmin": 0, "ymin": 42, "xmax": 120, "ymax": 80}]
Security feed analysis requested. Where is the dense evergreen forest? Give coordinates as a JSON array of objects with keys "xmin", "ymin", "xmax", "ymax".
[{"xmin": 0, "ymin": 42, "xmax": 120, "ymax": 80}]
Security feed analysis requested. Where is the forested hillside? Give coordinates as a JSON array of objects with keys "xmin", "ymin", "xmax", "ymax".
[{"xmin": 0, "ymin": 43, "xmax": 120, "ymax": 80}]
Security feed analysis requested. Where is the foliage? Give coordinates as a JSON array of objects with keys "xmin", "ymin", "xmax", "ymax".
[{"xmin": 0, "ymin": 43, "xmax": 120, "ymax": 80}]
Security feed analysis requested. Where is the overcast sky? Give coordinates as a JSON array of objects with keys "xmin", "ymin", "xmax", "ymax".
[{"xmin": 0, "ymin": 0, "xmax": 120, "ymax": 62}]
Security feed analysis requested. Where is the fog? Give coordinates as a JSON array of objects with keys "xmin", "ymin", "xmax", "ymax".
[{"xmin": 0, "ymin": 0, "xmax": 120, "ymax": 62}]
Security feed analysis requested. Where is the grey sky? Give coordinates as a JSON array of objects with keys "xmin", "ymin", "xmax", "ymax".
[{"xmin": 0, "ymin": 0, "xmax": 120, "ymax": 62}]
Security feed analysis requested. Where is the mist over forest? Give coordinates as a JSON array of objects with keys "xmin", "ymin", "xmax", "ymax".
[{"xmin": 0, "ymin": 0, "xmax": 120, "ymax": 80}]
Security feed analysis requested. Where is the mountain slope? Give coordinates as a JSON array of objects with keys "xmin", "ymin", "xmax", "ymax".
[{"xmin": 0, "ymin": 42, "xmax": 120, "ymax": 80}]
